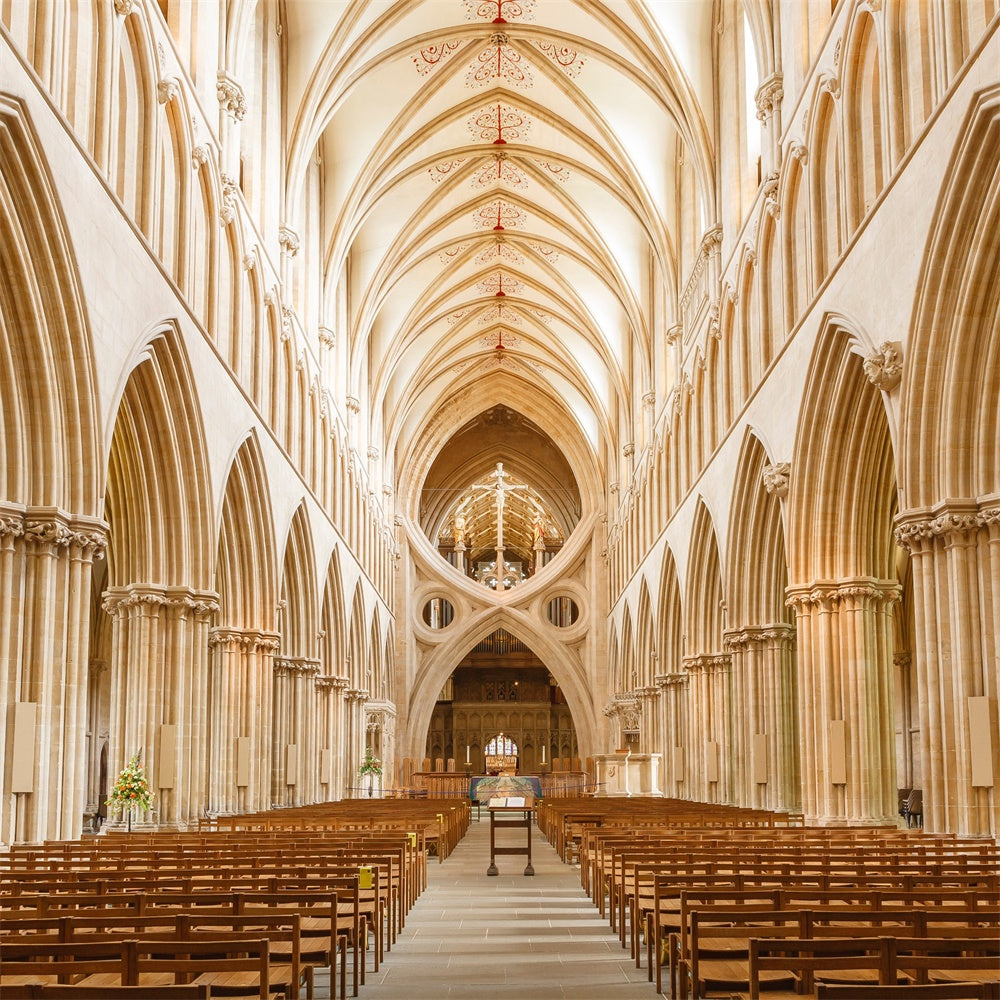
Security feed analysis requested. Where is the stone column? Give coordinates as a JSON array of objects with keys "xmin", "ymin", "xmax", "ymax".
[
  {"xmin": 331, "ymin": 676, "xmax": 350, "ymax": 798},
  {"xmin": 208, "ymin": 628, "xmax": 281, "ymax": 816},
  {"xmin": 786, "ymin": 580, "xmax": 900, "ymax": 826},
  {"xmin": 102, "ymin": 585, "xmax": 219, "ymax": 829},
  {"xmin": 342, "ymin": 688, "xmax": 368, "ymax": 795},
  {"xmin": 893, "ymin": 652, "xmax": 915, "ymax": 793},
  {"xmin": 895, "ymin": 501, "xmax": 1000, "ymax": 837},
  {"xmin": 0, "ymin": 507, "xmax": 107, "ymax": 843},
  {"xmin": 272, "ymin": 658, "xmax": 293, "ymax": 807},
  {"xmin": 656, "ymin": 672, "xmax": 688, "ymax": 796},
  {"xmin": 724, "ymin": 624, "xmax": 799, "ymax": 811},
  {"xmin": 682, "ymin": 653, "xmax": 732, "ymax": 804},
  {"xmin": 315, "ymin": 675, "xmax": 335, "ymax": 801},
  {"xmin": 84, "ymin": 660, "xmax": 109, "ymax": 824}
]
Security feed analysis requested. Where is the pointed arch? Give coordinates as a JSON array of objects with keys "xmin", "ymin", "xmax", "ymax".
[
  {"xmin": 684, "ymin": 499, "xmax": 725, "ymax": 655},
  {"xmin": 278, "ymin": 503, "xmax": 319, "ymax": 658},
  {"xmin": 726, "ymin": 430, "xmax": 791, "ymax": 627},
  {"xmin": 0, "ymin": 97, "xmax": 101, "ymax": 513},
  {"xmin": 320, "ymin": 547, "xmax": 348, "ymax": 678},
  {"xmin": 404, "ymin": 608, "xmax": 600, "ymax": 762},
  {"xmin": 788, "ymin": 320, "xmax": 897, "ymax": 581},
  {"xmin": 105, "ymin": 323, "xmax": 214, "ymax": 587},
  {"xmin": 903, "ymin": 85, "xmax": 1000, "ymax": 505},
  {"xmin": 215, "ymin": 431, "xmax": 277, "ymax": 631},
  {"xmin": 843, "ymin": 10, "xmax": 888, "ymax": 231}
]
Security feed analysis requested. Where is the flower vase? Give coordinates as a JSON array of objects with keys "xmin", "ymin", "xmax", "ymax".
[{"xmin": 367, "ymin": 775, "xmax": 374, "ymax": 797}]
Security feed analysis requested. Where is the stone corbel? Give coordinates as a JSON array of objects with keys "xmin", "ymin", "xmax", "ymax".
[
  {"xmin": 157, "ymin": 77, "xmax": 181, "ymax": 105},
  {"xmin": 217, "ymin": 73, "xmax": 247, "ymax": 121},
  {"xmin": 278, "ymin": 226, "xmax": 300, "ymax": 258},
  {"xmin": 754, "ymin": 74, "xmax": 784, "ymax": 123},
  {"xmin": 863, "ymin": 341, "xmax": 903, "ymax": 391},
  {"xmin": 763, "ymin": 462, "xmax": 790, "ymax": 499}
]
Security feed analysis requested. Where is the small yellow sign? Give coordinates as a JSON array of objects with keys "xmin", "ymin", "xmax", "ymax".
[{"xmin": 358, "ymin": 865, "xmax": 373, "ymax": 889}]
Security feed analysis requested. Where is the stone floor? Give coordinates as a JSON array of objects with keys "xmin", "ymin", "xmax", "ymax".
[{"xmin": 314, "ymin": 812, "xmax": 657, "ymax": 999}]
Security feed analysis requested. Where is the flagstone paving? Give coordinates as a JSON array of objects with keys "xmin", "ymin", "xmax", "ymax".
[{"xmin": 315, "ymin": 812, "xmax": 656, "ymax": 999}]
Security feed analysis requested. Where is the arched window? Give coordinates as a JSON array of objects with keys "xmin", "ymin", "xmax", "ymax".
[{"xmin": 484, "ymin": 734, "xmax": 518, "ymax": 757}]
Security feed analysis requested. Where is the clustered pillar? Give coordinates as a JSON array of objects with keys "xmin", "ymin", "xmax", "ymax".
[
  {"xmin": 786, "ymin": 580, "xmax": 899, "ymax": 826},
  {"xmin": 0, "ymin": 506, "xmax": 107, "ymax": 843},
  {"xmin": 895, "ymin": 501, "xmax": 1000, "ymax": 837}
]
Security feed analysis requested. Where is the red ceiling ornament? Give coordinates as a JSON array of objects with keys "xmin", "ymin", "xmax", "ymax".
[
  {"xmin": 463, "ymin": 0, "xmax": 536, "ymax": 24},
  {"xmin": 477, "ymin": 271, "xmax": 524, "ymax": 296},
  {"xmin": 529, "ymin": 241, "xmax": 560, "ymax": 262},
  {"xmin": 471, "ymin": 153, "xmax": 529, "ymax": 190},
  {"xmin": 474, "ymin": 199, "xmax": 524, "ymax": 231},
  {"xmin": 468, "ymin": 103, "xmax": 531, "ymax": 145},
  {"xmin": 466, "ymin": 32, "xmax": 532, "ymax": 88},
  {"xmin": 535, "ymin": 159, "xmax": 571, "ymax": 182},
  {"xmin": 475, "ymin": 240, "xmax": 525, "ymax": 266},
  {"xmin": 482, "ymin": 327, "xmax": 520, "ymax": 349},
  {"xmin": 439, "ymin": 244, "xmax": 471, "ymax": 264},
  {"xmin": 447, "ymin": 308, "xmax": 474, "ymax": 324},
  {"xmin": 479, "ymin": 301, "xmax": 523, "ymax": 325},
  {"xmin": 412, "ymin": 40, "xmax": 463, "ymax": 76},
  {"xmin": 534, "ymin": 40, "xmax": 586, "ymax": 77},
  {"xmin": 428, "ymin": 158, "xmax": 467, "ymax": 183}
]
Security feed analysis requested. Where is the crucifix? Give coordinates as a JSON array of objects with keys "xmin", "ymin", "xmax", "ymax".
[{"xmin": 454, "ymin": 462, "xmax": 545, "ymax": 589}]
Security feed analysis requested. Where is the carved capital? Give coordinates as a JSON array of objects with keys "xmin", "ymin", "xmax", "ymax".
[
  {"xmin": 220, "ymin": 173, "xmax": 238, "ymax": 225},
  {"xmin": 723, "ymin": 623, "xmax": 795, "ymax": 651},
  {"xmin": 217, "ymin": 73, "xmax": 247, "ymax": 121},
  {"xmin": 192, "ymin": 145, "xmax": 210, "ymax": 171},
  {"xmin": 666, "ymin": 323, "xmax": 683, "ymax": 346},
  {"xmin": 763, "ymin": 461, "xmax": 790, "ymax": 498},
  {"xmin": 114, "ymin": 0, "xmax": 135, "ymax": 14},
  {"xmin": 367, "ymin": 446, "xmax": 380, "ymax": 462},
  {"xmin": 318, "ymin": 326, "xmax": 335, "ymax": 349},
  {"xmin": 789, "ymin": 142, "xmax": 808, "ymax": 165},
  {"xmin": 755, "ymin": 74, "xmax": 784, "ymax": 122},
  {"xmin": 700, "ymin": 225, "xmax": 723, "ymax": 256},
  {"xmin": 642, "ymin": 391, "xmax": 656, "ymax": 408},
  {"xmin": 623, "ymin": 443, "xmax": 635, "ymax": 458},
  {"xmin": 863, "ymin": 341, "xmax": 903, "ymax": 391},
  {"xmin": 894, "ymin": 500, "xmax": 991, "ymax": 550},
  {"xmin": 346, "ymin": 395, "xmax": 361, "ymax": 415},
  {"xmin": 157, "ymin": 77, "xmax": 181, "ymax": 105},
  {"xmin": 278, "ymin": 226, "xmax": 300, "ymax": 257}
]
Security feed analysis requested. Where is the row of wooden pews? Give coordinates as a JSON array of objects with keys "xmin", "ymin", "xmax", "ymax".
[
  {"xmin": 0, "ymin": 797, "xmax": 470, "ymax": 999},
  {"xmin": 537, "ymin": 798, "xmax": 1000, "ymax": 999}
]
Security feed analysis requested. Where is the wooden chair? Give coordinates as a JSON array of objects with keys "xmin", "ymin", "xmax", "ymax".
[
  {"xmin": 0, "ymin": 987, "xmax": 212, "ymax": 999},
  {"xmin": 818, "ymin": 984, "xmax": 1000, "ymax": 1000},
  {"xmin": 747, "ymin": 935, "xmax": 898, "ymax": 999}
]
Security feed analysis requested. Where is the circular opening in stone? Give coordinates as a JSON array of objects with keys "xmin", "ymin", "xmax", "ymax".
[
  {"xmin": 422, "ymin": 597, "xmax": 455, "ymax": 629},
  {"xmin": 545, "ymin": 596, "xmax": 579, "ymax": 627}
]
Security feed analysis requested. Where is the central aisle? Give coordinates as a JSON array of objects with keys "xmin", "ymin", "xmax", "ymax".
[{"xmin": 354, "ymin": 812, "xmax": 654, "ymax": 999}]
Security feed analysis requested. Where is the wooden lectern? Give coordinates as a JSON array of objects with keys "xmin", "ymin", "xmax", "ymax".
[{"xmin": 486, "ymin": 796, "xmax": 534, "ymax": 876}]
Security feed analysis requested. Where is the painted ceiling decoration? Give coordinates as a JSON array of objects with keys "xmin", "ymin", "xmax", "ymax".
[{"xmin": 287, "ymin": 0, "xmax": 713, "ymax": 580}]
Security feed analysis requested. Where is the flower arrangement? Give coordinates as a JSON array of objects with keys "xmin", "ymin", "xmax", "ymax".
[
  {"xmin": 358, "ymin": 746, "xmax": 382, "ymax": 777},
  {"xmin": 106, "ymin": 749, "xmax": 155, "ymax": 818}
]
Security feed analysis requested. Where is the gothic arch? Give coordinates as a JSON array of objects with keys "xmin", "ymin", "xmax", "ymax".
[
  {"xmin": 725, "ymin": 430, "xmax": 799, "ymax": 810},
  {"xmin": 788, "ymin": 320, "xmax": 898, "ymax": 582},
  {"xmin": 903, "ymin": 86, "xmax": 1000, "ymax": 506},
  {"xmin": 786, "ymin": 317, "xmax": 900, "ymax": 824},
  {"xmin": 896, "ymin": 86, "xmax": 1000, "ymax": 836},
  {"xmin": 207, "ymin": 431, "xmax": 279, "ymax": 816},
  {"xmin": 683, "ymin": 499, "xmax": 729, "ymax": 802},
  {"xmin": 278, "ymin": 503, "xmax": 319, "ymax": 660},
  {"xmin": 215, "ymin": 432, "xmax": 278, "ymax": 632},
  {"xmin": 0, "ymin": 97, "xmax": 101, "ymax": 512},
  {"xmin": 104, "ymin": 323, "xmax": 214, "ymax": 589},
  {"xmin": 842, "ymin": 9, "xmax": 888, "ymax": 231},
  {"xmin": 403, "ymin": 608, "xmax": 600, "ymax": 762}
]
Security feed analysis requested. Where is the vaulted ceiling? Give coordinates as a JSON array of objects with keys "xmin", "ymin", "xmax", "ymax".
[{"xmin": 283, "ymin": 0, "xmax": 716, "ymax": 519}]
